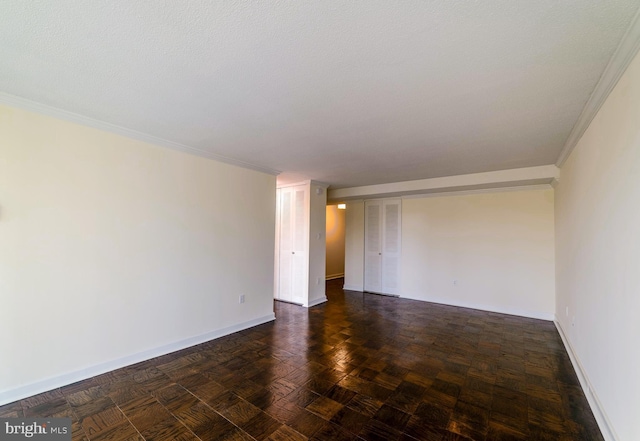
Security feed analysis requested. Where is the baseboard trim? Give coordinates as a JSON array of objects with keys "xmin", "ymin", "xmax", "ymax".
[
  {"xmin": 343, "ymin": 284, "xmax": 364, "ymax": 292},
  {"xmin": 398, "ymin": 294, "xmax": 554, "ymax": 321},
  {"xmin": 306, "ymin": 296, "xmax": 328, "ymax": 308},
  {"xmin": 554, "ymin": 320, "xmax": 618, "ymax": 441},
  {"xmin": 326, "ymin": 274, "xmax": 345, "ymax": 281},
  {"xmin": 0, "ymin": 313, "xmax": 275, "ymax": 406}
]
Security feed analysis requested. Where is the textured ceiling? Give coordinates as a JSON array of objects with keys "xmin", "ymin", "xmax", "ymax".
[{"xmin": 1, "ymin": 1, "xmax": 638, "ymax": 188}]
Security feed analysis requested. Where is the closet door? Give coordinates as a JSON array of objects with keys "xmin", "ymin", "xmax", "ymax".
[
  {"xmin": 277, "ymin": 185, "xmax": 308, "ymax": 304},
  {"xmin": 278, "ymin": 189, "xmax": 294, "ymax": 302},
  {"xmin": 290, "ymin": 186, "xmax": 307, "ymax": 304},
  {"xmin": 364, "ymin": 199, "xmax": 401, "ymax": 295},
  {"xmin": 382, "ymin": 199, "xmax": 401, "ymax": 295},
  {"xmin": 364, "ymin": 200, "xmax": 383, "ymax": 293}
]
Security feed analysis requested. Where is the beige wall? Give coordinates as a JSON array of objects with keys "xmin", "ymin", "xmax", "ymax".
[
  {"xmin": 307, "ymin": 183, "xmax": 327, "ymax": 305},
  {"xmin": 325, "ymin": 205, "xmax": 346, "ymax": 279},
  {"xmin": 343, "ymin": 189, "xmax": 556, "ymax": 319},
  {"xmin": 0, "ymin": 104, "xmax": 276, "ymax": 404},
  {"xmin": 344, "ymin": 201, "xmax": 365, "ymax": 291},
  {"xmin": 555, "ymin": 49, "xmax": 640, "ymax": 441},
  {"xmin": 401, "ymin": 189, "xmax": 555, "ymax": 319}
]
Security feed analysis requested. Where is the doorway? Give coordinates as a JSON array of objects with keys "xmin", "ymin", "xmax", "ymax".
[{"xmin": 325, "ymin": 204, "xmax": 346, "ymax": 281}]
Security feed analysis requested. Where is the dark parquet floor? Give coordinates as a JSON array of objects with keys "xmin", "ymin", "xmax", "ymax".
[{"xmin": 0, "ymin": 279, "xmax": 603, "ymax": 440}]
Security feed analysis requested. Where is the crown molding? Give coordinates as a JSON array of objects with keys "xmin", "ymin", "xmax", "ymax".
[
  {"xmin": 310, "ymin": 180, "xmax": 331, "ymax": 189},
  {"xmin": 276, "ymin": 179, "xmax": 330, "ymax": 190},
  {"xmin": 556, "ymin": 7, "xmax": 640, "ymax": 167},
  {"xmin": 327, "ymin": 165, "xmax": 559, "ymax": 201},
  {"xmin": 0, "ymin": 92, "xmax": 280, "ymax": 176},
  {"xmin": 400, "ymin": 183, "xmax": 553, "ymax": 200}
]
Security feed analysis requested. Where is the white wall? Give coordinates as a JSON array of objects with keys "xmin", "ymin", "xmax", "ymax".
[
  {"xmin": 401, "ymin": 189, "xmax": 555, "ymax": 319},
  {"xmin": 307, "ymin": 183, "xmax": 327, "ymax": 306},
  {"xmin": 325, "ymin": 205, "xmax": 346, "ymax": 279},
  {"xmin": 555, "ymin": 49, "xmax": 640, "ymax": 441},
  {"xmin": 0, "ymin": 104, "xmax": 276, "ymax": 404},
  {"xmin": 343, "ymin": 189, "xmax": 556, "ymax": 320},
  {"xmin": 344, "ymin": 201, "xmax": 364, "ymax": 291}
]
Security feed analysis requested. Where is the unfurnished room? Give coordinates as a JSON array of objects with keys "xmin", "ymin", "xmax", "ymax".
[{"xmin": 1, "ymin": 2, "xmax": 639, "ymax": 440}]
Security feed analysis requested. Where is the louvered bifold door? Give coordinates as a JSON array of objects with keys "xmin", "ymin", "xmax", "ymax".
[
  {"xmin": 364, "ymin": 200, "xmax": 383, "ymax": 293},
  {"xmin": 278, "ymin": 189, "xmax": 293, "ymax": 302},
  {"xmin": 291, "ymin": 187, "xmax": 307, "ymax": 304},
  {"xmin": 382, "ymin": 199, "xmax": 401, "ymax": 295}
]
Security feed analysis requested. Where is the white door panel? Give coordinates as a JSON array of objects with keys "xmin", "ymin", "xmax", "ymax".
[{"xmin": 364, "ymin": 199, "xmax": 401, "ymax": 295}]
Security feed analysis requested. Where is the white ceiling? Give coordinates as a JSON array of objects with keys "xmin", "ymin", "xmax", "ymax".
[{"xmin": 1, "ymin": 1, "xmax": 638, "ymax": 189}]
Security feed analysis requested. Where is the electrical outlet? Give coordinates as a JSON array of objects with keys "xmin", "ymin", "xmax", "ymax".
[{"xmin": 239, "ymin": 294, "xmax": 245, "ymax": 304}]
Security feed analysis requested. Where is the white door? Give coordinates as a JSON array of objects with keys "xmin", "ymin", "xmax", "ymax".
[
  {"xmin": 277, "ymin": 185, "xmax": 308, "ymax": 304},
  {"xmin": 364, "ymin": 200, "xmax": 382, "ymax": 293},
  {"xmin": 364, "ymin": 199, "xmax": 401, "ymax": 295},
  {"xmin": 382, "ymin": 199, "xmax": 401, "ymax": 295},
  {"xmin": 278, "ymin": 189, "xmax": 293, "ymax": 301},
  {"xmin": 290, "ymin": 187, "xmax": 307, "ymax": 304}
]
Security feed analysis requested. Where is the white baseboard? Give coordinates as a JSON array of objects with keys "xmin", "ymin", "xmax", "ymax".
[
  {"xmin": 326, "ymin": 273, "xmax": 345, "ymax": 280},
  {"xmin": 0, "ymin": 313, "xmax": 275, "ymax": 406},
  {"xmin": 306, "ymin": 296, "xmax": 328, "ymax": 307},
  {"xmin": 554, "ymin": 320, "xmax": 618, "ymax": 441},
  {"xmin": 399, "ymin": 294, "xmax": 554, "ymax": 321},
  {"xmin": 343, "ymin": 284, "xmax": 363, "ymax": 292}
]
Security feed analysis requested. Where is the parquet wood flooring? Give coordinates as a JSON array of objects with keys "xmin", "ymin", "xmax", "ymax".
[{"xmin": 0, "ymin": 279, "xmax": 603, "ymax": 440}]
